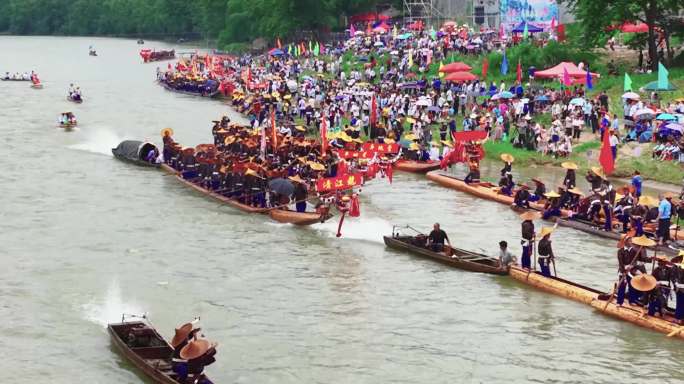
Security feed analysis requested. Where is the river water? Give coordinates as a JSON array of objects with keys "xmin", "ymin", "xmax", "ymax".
[{"xmin": 1, "ymin": 36, "xmax": 683, "ymax": 383}]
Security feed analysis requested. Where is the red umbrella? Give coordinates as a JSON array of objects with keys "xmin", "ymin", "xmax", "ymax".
[
  {"xmin": 620, "ymin": 23, "xmax": 649, "ymax": 33},
  {"xmin": 444, "ymin": 71, "xmax": 478, "ymax": 82},
  {"xmin": 440, "ymin": 62, "xmax": 473, "ymax": 73}
]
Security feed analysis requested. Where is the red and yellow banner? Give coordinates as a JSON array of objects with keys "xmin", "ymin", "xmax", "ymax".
[
  {"xmin": 361, "ymin": 142, "xmax": 400, "ymax": 153},
  {"xmin": 315, "ymin": 173, "xmax": 364, "ymax": 192},
  {"xmin": 335, "ymin": 150, "xmax": 375, "ymax": 159}
]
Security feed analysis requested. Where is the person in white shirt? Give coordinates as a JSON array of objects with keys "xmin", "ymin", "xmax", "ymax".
[{"xmin": 609, "ymin": 130, "xmax": 620, "ymax": 159}]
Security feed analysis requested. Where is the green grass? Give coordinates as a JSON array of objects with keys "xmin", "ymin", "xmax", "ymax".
[{"xmin": 613, "ymin": 144, "xmax": 684, "ymax": 184}]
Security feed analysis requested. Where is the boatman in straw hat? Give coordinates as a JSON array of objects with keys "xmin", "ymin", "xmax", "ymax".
[
  {"xmin": 174, "ymin": 336, "xmax": 218, "ymax": 384},
  {"xmin": 616, "ymin": 236, "xmax": 650, "ymax": 305},
  {"xmin": 648, "ymin": 256, "xmax": 673, "ymax": 317},
  {"xmin": 170, "ymin": 320, "xmax": 201, "ymax": 370},
  {"xmin": 500, "ymin": 153, "xmax": 514, "ymax": 177},
  {"xmin": 542, "ymin": 191, "xmax": 562, "ymax": 220},
  {"xmin": 561, "ymin": 161, "xmax": 578, "ymax": 189},
  {"xmin": 537, "ymin": 227, "xmax": 555, "ymax": 277},
  {"xmin": 520, "ymin": 212, "xmax": 537, "ymax": 270}
]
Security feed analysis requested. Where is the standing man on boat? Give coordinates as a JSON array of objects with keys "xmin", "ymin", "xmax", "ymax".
[
  {"xmin": 648, "ymin": 256, "xmax": 672, "ymax": 317},
  {"xmin": 427, "ymin": 223, "xmax": 451, "ymax": 252},
  {"xmin": 657, "ymin": 193, "xmax": 674, "ymax": 245},
  {"xmin": 537, "ymin": 227, "xmax": 555, "ymax": 277},
  {"xmin": 631, "ymin": 170, "xmax": 643, "ymax": 198},
  {"xmin": 520, "ymin": 212, "xmax": 537, "ymax": 270}
]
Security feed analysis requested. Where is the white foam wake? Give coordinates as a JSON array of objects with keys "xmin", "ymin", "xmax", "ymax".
[
  {"xmin": 69, "ymin": 128, "xmax": 126, "ymax": 156},
  {"xmin": 312, "ymin": 216, "xmax": 394, "ymax": 244},
  {"xmin": 82, "ymin": 280, "xmax": 144, "ymax": 327}
]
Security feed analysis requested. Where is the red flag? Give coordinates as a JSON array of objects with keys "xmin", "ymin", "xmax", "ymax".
[
  {"xmin": 321, "ymin": 116, "xmax": 328, "ymax": 154},
  {"xmin": 276, "ymin": 38, "xmax": 282, "ymax": 49},
  {"xmin": 516, "ymin": 59, "xmax": 522, "ymax": 83},
  {"xmin": 563, "ymin": 67, "xmax": 571, "ymax": 87},
  {"xmin": 499, "ymin": 23, "xmax": 505, "ymax": 39},
  {"xmin": 482, "ymin": 58, "xmax": 489, "ymax": 79},
  {"xmin": 271, "ymin": 108, "xmax": 277, "ymax": 151},
  {"xmin": 550, "ymin": 16, "xmax": 556, "ymax": 30},
  {"xmin": 167, "ymin": 63, "xmax": 172, "ymax": 70},
  {"xmin": 370, "ymin": 94, "xmax": 377, "ymax": 126},
  {"xmin": 366, "ymin": 22, "xmax": 371, "ymax": 34},
  {"xmin": 599, "ymin": 130, "xmax": 615, "ymax": 175},
  {"xmin": 557, "ymin": 24, "xmax": 566, "ymax": 42},
  {"xmin": 349, "ymin": 193, "xmax": 361, "ymax": 217}
]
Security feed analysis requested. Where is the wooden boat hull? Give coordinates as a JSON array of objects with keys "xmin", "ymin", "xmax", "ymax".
[
  {"xmin": 590, "ymin": 298, "xmax": 684, "ymax": 340},
  {"xmin": 268, "ymin": 209, "xmax": 331, "ymax": 225},
  {"xmin": 555, "ymin": 218, "xmax": 683, "ymax": 257},
  {"xmin": 31, "ymin": 83, "xmax": 43, "ymax": 89},
  {"xmin": 427, "ymin": 171, "xmax": 572, "ymax": 217},
  {"xmin": 395, "ymin": 160, "xmax": 441, "ymax": 173},
  {"xmin": 384, "ymin": 235, "xmax": 508, "ymax": 275},
  {"xmin": 108, "ymin": 321, "xmax": 206, "ymax": 384},
  {"xmin": 113, "ymin": 153, "xmax": 159, "ymax": 168},
  {"xmin": 509, "ymin": 265, "xmax": 604, "ymax": 305},
  {"xmin": 59, "ymin": 123, "xmax": 77, "ymax": 130},
  {"xmin": 161, "ymin": 164, "xmax": 267, "ymax": 213},
  {"xmin": 2, "ymin": 78, "xmax": 30, "ymax": 82},
  {"xmin": 159, "ymin": 82, "xmax": 219, "ymax": 98},
  {"xmin": 67, "ymin": 96, "xmax": 83, "ymax": 104}
]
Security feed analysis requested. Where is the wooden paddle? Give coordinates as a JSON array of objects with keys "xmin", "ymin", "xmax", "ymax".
[
  {"xmin": 667, "ymin": 325, "xmax": 684, "ymax": 337},
  {"xmin": 601, "ymin": 244, "xmax": 649, "ymax": 311}
]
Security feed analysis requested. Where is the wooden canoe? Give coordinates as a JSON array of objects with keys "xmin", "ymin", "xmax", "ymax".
[
  {"xmin": 66, "ymin": 95, "xmax": 83, "ymax": 103},
  {"xmin": 384, "ymin": 235, "xmax": 509, "ymax": 275},
  {"xmin": 555, "ymin": 217, "xmax": 683, "ymax": 257},
  {"xmin": 427, "ymin": 171, "xmax": 573, "ymax": 217},
  {"xmin": 108, "ymin": 320, "xmax": 214, "ymax": 384},
  {"xmin": 590, "ymin": 298, "xmax": 684, "ymax": 340},
  {"xmin": 59, "ymin": 122, "xmax": 77, "ymax": 130},
  {"xmin": 161, "ymin": 164, "xmax": 267, "ymax": 213},
  {"xmin": 268, "ymin": 208, "xmax": 331, "ymax": 225},
  {"xmin": 509, "ymin": 265, "xmax": 606, "ymax": 305},
  {"xmin": 160, "ymin": 164, "xmax": 332, "ymax": 225},
  {"xmin": 159, "ymin": 82, "xmax": 220, "ymax": 98},
  {"xmin": 394, "ymin": 160, "xmax": 441, "ymax": 173}
]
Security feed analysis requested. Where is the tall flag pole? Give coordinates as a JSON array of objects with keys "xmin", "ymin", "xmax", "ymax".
[
  {"xmin": 321, "ymin": 115, "xmax": 328, "ymax": 154},
  {"xmin": 270, "ymin": 108, "xmax": 277, "ymax": 152}
]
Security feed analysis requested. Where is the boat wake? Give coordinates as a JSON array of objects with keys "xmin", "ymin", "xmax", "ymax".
[
  {"xmin": 69, "ymin": 128, "xmax": 125, "ymax": 156},
  {"xmin": 82, "ymin": 280, "xmax": 144, "ymax": 327},
  {"xmin": 312, "ymin": 216, "xmax": 394, "ymax": 244}
]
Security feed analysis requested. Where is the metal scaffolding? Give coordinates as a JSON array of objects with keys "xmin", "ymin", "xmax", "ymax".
[{"xmin": 403, "ymin": 0, "xmax": 445, "ymax": 25}]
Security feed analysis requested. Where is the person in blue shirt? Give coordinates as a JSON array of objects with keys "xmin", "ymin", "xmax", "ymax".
[
  {"xmin": 657, "ymin": 193, "xmax": 673, "ymax": 245},
  {"xmin": 631, "ymin": 170, "xmax": 642, "ymax": 198}
]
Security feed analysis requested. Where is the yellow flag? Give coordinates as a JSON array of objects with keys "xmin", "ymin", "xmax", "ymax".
[
  {"xmin": 393, "ymin": 25, "xmax": 398, "ymax": 38},
  {"xmin": 439, "ymin": 61, "xmax": 445, "ymax": 77},
  {"xmin": 408, "ymin": 49, "xmax": 413, "ymax": 68}
]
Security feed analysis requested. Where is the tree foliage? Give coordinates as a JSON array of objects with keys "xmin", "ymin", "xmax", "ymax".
[
  {"xmin": 559, "ymin": 0, "xmax": 684, "ymax": 69},
  {"xmin": 0, "ymin": 0, "xmax": 388, "ymax": 48}
]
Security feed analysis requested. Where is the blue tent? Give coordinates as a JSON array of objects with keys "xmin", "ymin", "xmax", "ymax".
[{"xmin": 511, "ymin": 22, "xmax": 544, "ymax": 34}]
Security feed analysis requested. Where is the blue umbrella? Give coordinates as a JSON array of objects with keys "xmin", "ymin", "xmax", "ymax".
[
  {"xmin": 269, "ymin": 49, "xmax": 285, "ymax": 56},
  {"xmin": 569, "ymin": 97, "xmax": 585, "ymax": 106},
  {"xmin": 656, "ymin": 113, "xmax": 676, "ymax": 121},
  {"xmin": 534, "ymin": 95, "xmax": 549, "ymax": 102},
  {"xmin": 498, "ymin": 91, "xmax": 514, "ymax": 99}
]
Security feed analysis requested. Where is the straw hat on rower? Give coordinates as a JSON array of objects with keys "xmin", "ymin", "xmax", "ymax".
[
  {"xmin": 630, "ymin": 274, "xmax": 657, "ymax": 292},
  {"xmin": 568, "ymin": 187, "xmax": 584, "ymax": 196},
  {"xmin": 245, "ymin": 169, "xmax": 258, "ymax": 177},
  {"xmin": 590, "ymin": 166, "xmax": 605, "ymax": 178},
  {"xmin": 384, "ymin": 138, "xmax": 396, "ymax": 144},
  {"xmin": 288, "ymin": 175, "xmax": 305, "ymax": 184},
  {"xmin": 520, "ymin": 211, "xmax": 541, "ymax": 221},
  {"xmin": 179, "ymin": 337, "xmax": 212, "ymax": 360},
  {"xmin": 170, "ymin": 323, "xmax": 193, "ymax": 348},
  {"xmin": 500, "ymin": 153, "xmax": 514, "ymax": 163},
  {"xmin": 638, "ymin": 195, "xmax": 659, "ymax": 207},
  {"xmin": 561, "ymin": 161, "xmax": 578, "ymax": 170},
  {"xmin": 441, "ymin": 140, "xmax": 453, "ymax": 148},
  {"xmin": 632, "ymin": 235, "xmax": 656, "ymax": 248},
  {"xmin": 544, "ymin": 191, "xmax": 561, "ymax": 198},
  {"xmin": 161, "ymin": 127, "xmax": 174, "ymax": 137},
  {"xmin": 309, "ymin": 162, "xmax": 326, "ymax": 171},
  {"xmin": 538, "ymin": 227, "xmax": 554, "ymax": 238},
  {"xmin": 409, "ymin": 143, "xmax": 420, "ymax": 151}
]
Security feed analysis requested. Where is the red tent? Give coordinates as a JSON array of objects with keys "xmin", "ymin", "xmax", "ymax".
[
  {"xmin": 444, "ymin": 71, "xmax": 478, "ymax": 82},
  {"xmin": 620, "ymin": 22, "xmax": 649, "ymax": 33},
  {"xmin": 408, "ymin": 20, "xmax": 424, "ymax": 31},
  {"xmin": 534, "ymin": 62, "xmax": 599, "ymax": 81},
  {"xmin": 440, "ymin": 62, "xmax": 472, "ymax": 73}
]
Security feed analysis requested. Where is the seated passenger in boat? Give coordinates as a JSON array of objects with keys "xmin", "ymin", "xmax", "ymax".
[
  {"xmin": 427, "ymin": 223, "xmax": 451, "ymax": 252},
  {"xmin": 499, "ymin": 240, "xmax": 516, "ymax": 266},
  {"xmin": 513, "ymin": 185, "xmax": 531, "ymax": 208},
  {"xmin": 648, "ymin": 257, "xmax": 672, "ymax": 317},
  {"xmin": 290, "ymin": 175, "xmax": 308, "ymax": 212},
  {"xmin": 529, "ymin": 178, "xmax": 546, "ymax": 202},
  {"xmin": 498, "ymin": 173, "xmax": 514, "ymax": 196},
  {"xmin": 173, "ymin": 336, "xmax": 217, "ymax": 384},
  {"xmin": 542, "ymin": 192, "xmax": 562, "ymax": 220}
]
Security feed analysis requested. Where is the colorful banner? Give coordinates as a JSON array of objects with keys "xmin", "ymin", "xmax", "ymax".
[
  {"xmin": 453, "ymin": 131, "xmax": 488, "ymax": 142},
  {"xmin": 361, "ymin": 142, "xmax": 400, "ymax": 153},
  {"xmin": 500, "ymin": 0, "xmax": 559, "ymax": 29},
  {"xmin": 315, "ymin": 173, "xmax": 364, "ymax": 192},
  {"xmin": 335, "ymin": 150, "xmax": 376, "ymax": 160}
]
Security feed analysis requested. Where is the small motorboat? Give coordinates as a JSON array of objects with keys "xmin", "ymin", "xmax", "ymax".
[
  {"xmin": 31, "ymin": 83, "xmax": 43, "ymax": 89},
  {"xmin": 89, "ymin": 50, "xmax": 98, "ymax": 56},
  {"xmin": 137, "ymin": 39, "xmax": 145, "ymax": 44},
  {"xmin": 58, "ymin": 112, "xmax": 77, "ymax": 130},
  {"xmin": 112, "ymin": 140, "xmax": 160, "ymax": 167},
  {"xmin": 67, "ymin": 94, "xmax": 83, "ymax": 103}
]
